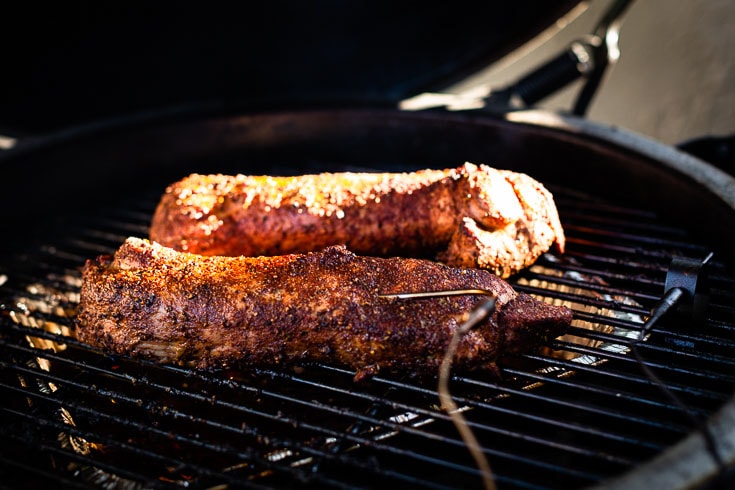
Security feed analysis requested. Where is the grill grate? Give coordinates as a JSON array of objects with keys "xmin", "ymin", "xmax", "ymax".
[{"xmin": 1, "ymin": 183, "xmax": 734, "ymax": 489}]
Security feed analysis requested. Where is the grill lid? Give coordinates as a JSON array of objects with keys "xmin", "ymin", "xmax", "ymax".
[{"xmin": 0, "ymin": 1, "xmax": 584, "ymax": 133}]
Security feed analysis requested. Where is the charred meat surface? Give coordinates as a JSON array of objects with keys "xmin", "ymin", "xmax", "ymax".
[
  {"xmin": 75, "ymin": 238, "xmax": 572, "ymax": 381},
  {"xmin": 149, "ymin": 162, "xmax": 565, "ymax": 278}
]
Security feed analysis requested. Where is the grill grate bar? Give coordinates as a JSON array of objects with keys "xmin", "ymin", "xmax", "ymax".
[
  {"xmin": 70, "ymin": 227, "xmax": 148, "ymax": 250},
  {"xmin": 0, "ymin": 433, "xmax": 173, "ymax": 490},
  {"xmin": 0, "ymin": 409, "xmax": 211, "ymax": 490},
  {"xmin": 0, "ymin": 368, "xmax": 600, "ymax": 489},
  {"xmin": 2, "ymin": 310, "xmax": 732, "ymax": 478},
  {"xmin": 557, "ymin": 210, "xmax": 689, "ymax": 239},
  {"xmin": 0, "ymin": 324, "xmax": 690, "ymax": 447},
  {"xmin": 514, "ymin": 283, "xmax": 651, "ymax": 318},
  {"xmin": 0, "ymin": 454, "xmax": 98, "ymax": 490},
  {"xmin": 710, "ymin": 319, "xmax": 735, "ymax": 335},
  {"xmin": 534, "ymin": 256, "xmax": 666, "ymax": 287},
  {"xmin": 571, "ymin": 311, "xmax": 643, "ymax": 333},
  {"xmin": 549, "ymin": 338, "xmax": 735, "ymax": 389},
  {"xmin": 2, "ymin": 316, "xmax": 692, "ymax": 488},
  {"xmin": 634, "ymin": 336, "xmax": 735, "ymax": 367},
  {"xmin": 3, "ymin": 180, "xmax": 735, "ymax": 489},
  {"xmin": 457, "ymin": 375, "xmax": 686, "ymax": 434},
  {"xmin": 60, "ymin": 238, "xmax": 126, "ymax": 258},
  {"xmin": 516, "ymin": 269, "xmax": 662, "ymax": 304},
  {"xmin": 564, "ymin": 236, "xmax": 665, "ymax": 258},
  {"xmin": 317, "ymin": 363, "xmax": 685, "ymax": 446},
  {"xmin": 265, "ymin": 372, "xmax": 641, "ymax": 463},
  {"xmin": 77, "ymin": 218, "xmax": 150, "ymax": 236},
  {"xmin": 0, "ymin": 382, "xmax": 366, "ymax": 490},
  {"xmin": 562, "ymin": 229, "xmax": 705, "ymax": 256},
  {"xmin": 2, "ymin": 332, "xmax": 600, "ymax": 488},
  {"xmin": 563, "ymin": 321, "xmax": 735, "ymax": 363},
  {"xmin": 1, "ymin": 365, "xmax": 475, "ymax": 489},
  {"xmin": 203, "ymin": 359, "xmax": 689, "ymax": 458},
  {"xmin": 561, "ymin": 223, "xmax": 711, "ymax": 253},
  {"xmin": 711, "ymin": 300, "xmax": 735, "ymax": 319},
  {"xmin": 553, "ymin": 333, "xmax": 734, "ymax": 381},
  {"xmin": 559, "ymin": 324, "xmax": 639, "ymax": 346},
  {"xmin": 506, "ymin": 351, "xmax": 729, "ymax": 411},
  {"xmin": 550, "ymin": 191, "xmax": 658, "ymax": 217},
  {"xmin": 0, "ymin": 339, "xmax": 631, "ymax": 484},
  {"xmin": 550, "ymin": 191, "xmax": 657, "ymax": 216},
  {"xmin": 4, "ymin": 264, "xmax": 732, "ymax": 486}
]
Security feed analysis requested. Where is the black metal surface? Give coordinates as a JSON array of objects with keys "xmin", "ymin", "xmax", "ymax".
[
  {"xmin": 2, "ymin": 174, "xmax": 735, "ymax": 489},
  {"xmin": 486, "ymin": 0, "xmax": 634, "ymax": 113},
  {"xmin": 0, "ymin": 1, "xmax": 584, "ymax": 134},
  {"xmin": 678, "ymin": 135, "xmax": 735, "ymax": 176}
]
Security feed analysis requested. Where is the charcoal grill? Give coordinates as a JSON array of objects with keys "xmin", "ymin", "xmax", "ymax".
[
  {"xmin": 1, "ymin": 107, "xmax": 734, "ymax": 490},
  {"xmin": 1, "ymin": 2, "xmax": 735, "ymax": 489}
]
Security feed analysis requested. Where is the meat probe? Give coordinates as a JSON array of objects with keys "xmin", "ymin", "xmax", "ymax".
[{"xmin": 380, "ymin": 289, "xmax": 498, "ymax": 490}]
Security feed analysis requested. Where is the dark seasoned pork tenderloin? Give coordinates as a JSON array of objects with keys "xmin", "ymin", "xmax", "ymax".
[{"xmin": 75, "ymin": 238, "xmax": 572, "ymax": 381}]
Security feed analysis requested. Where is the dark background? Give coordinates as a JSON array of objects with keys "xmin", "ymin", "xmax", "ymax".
[
  {"xmin": 0, "ymin": 1, "xmax": 580, "ymax": 135},
  {"xmin": 1, "ymin": 1, "xmax": 732, "ymax": 166}
]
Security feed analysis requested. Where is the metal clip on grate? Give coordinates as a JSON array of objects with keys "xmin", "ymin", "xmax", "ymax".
[{"xmin": 629, "ymin": 253, "xmax": 725, "ymax": 473}]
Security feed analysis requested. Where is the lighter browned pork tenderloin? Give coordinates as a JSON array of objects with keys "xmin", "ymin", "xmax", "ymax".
[
  {"xmin": 149, "ymin": 162, "xmax": 565, "ymax": 278},
  {"xmin": 75, "ymin": 238, "xmax": 572, "ymax": 381}
]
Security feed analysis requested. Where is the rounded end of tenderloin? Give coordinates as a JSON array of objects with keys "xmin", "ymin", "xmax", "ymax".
[{"xmin": 498, "ymin": 293, "xmax": 573, "ymax": 354}]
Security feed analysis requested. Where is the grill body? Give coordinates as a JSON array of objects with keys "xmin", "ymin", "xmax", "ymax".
[{"xmin": 1, "ymin": 108, "xmax": 734, "ymax": 489}]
